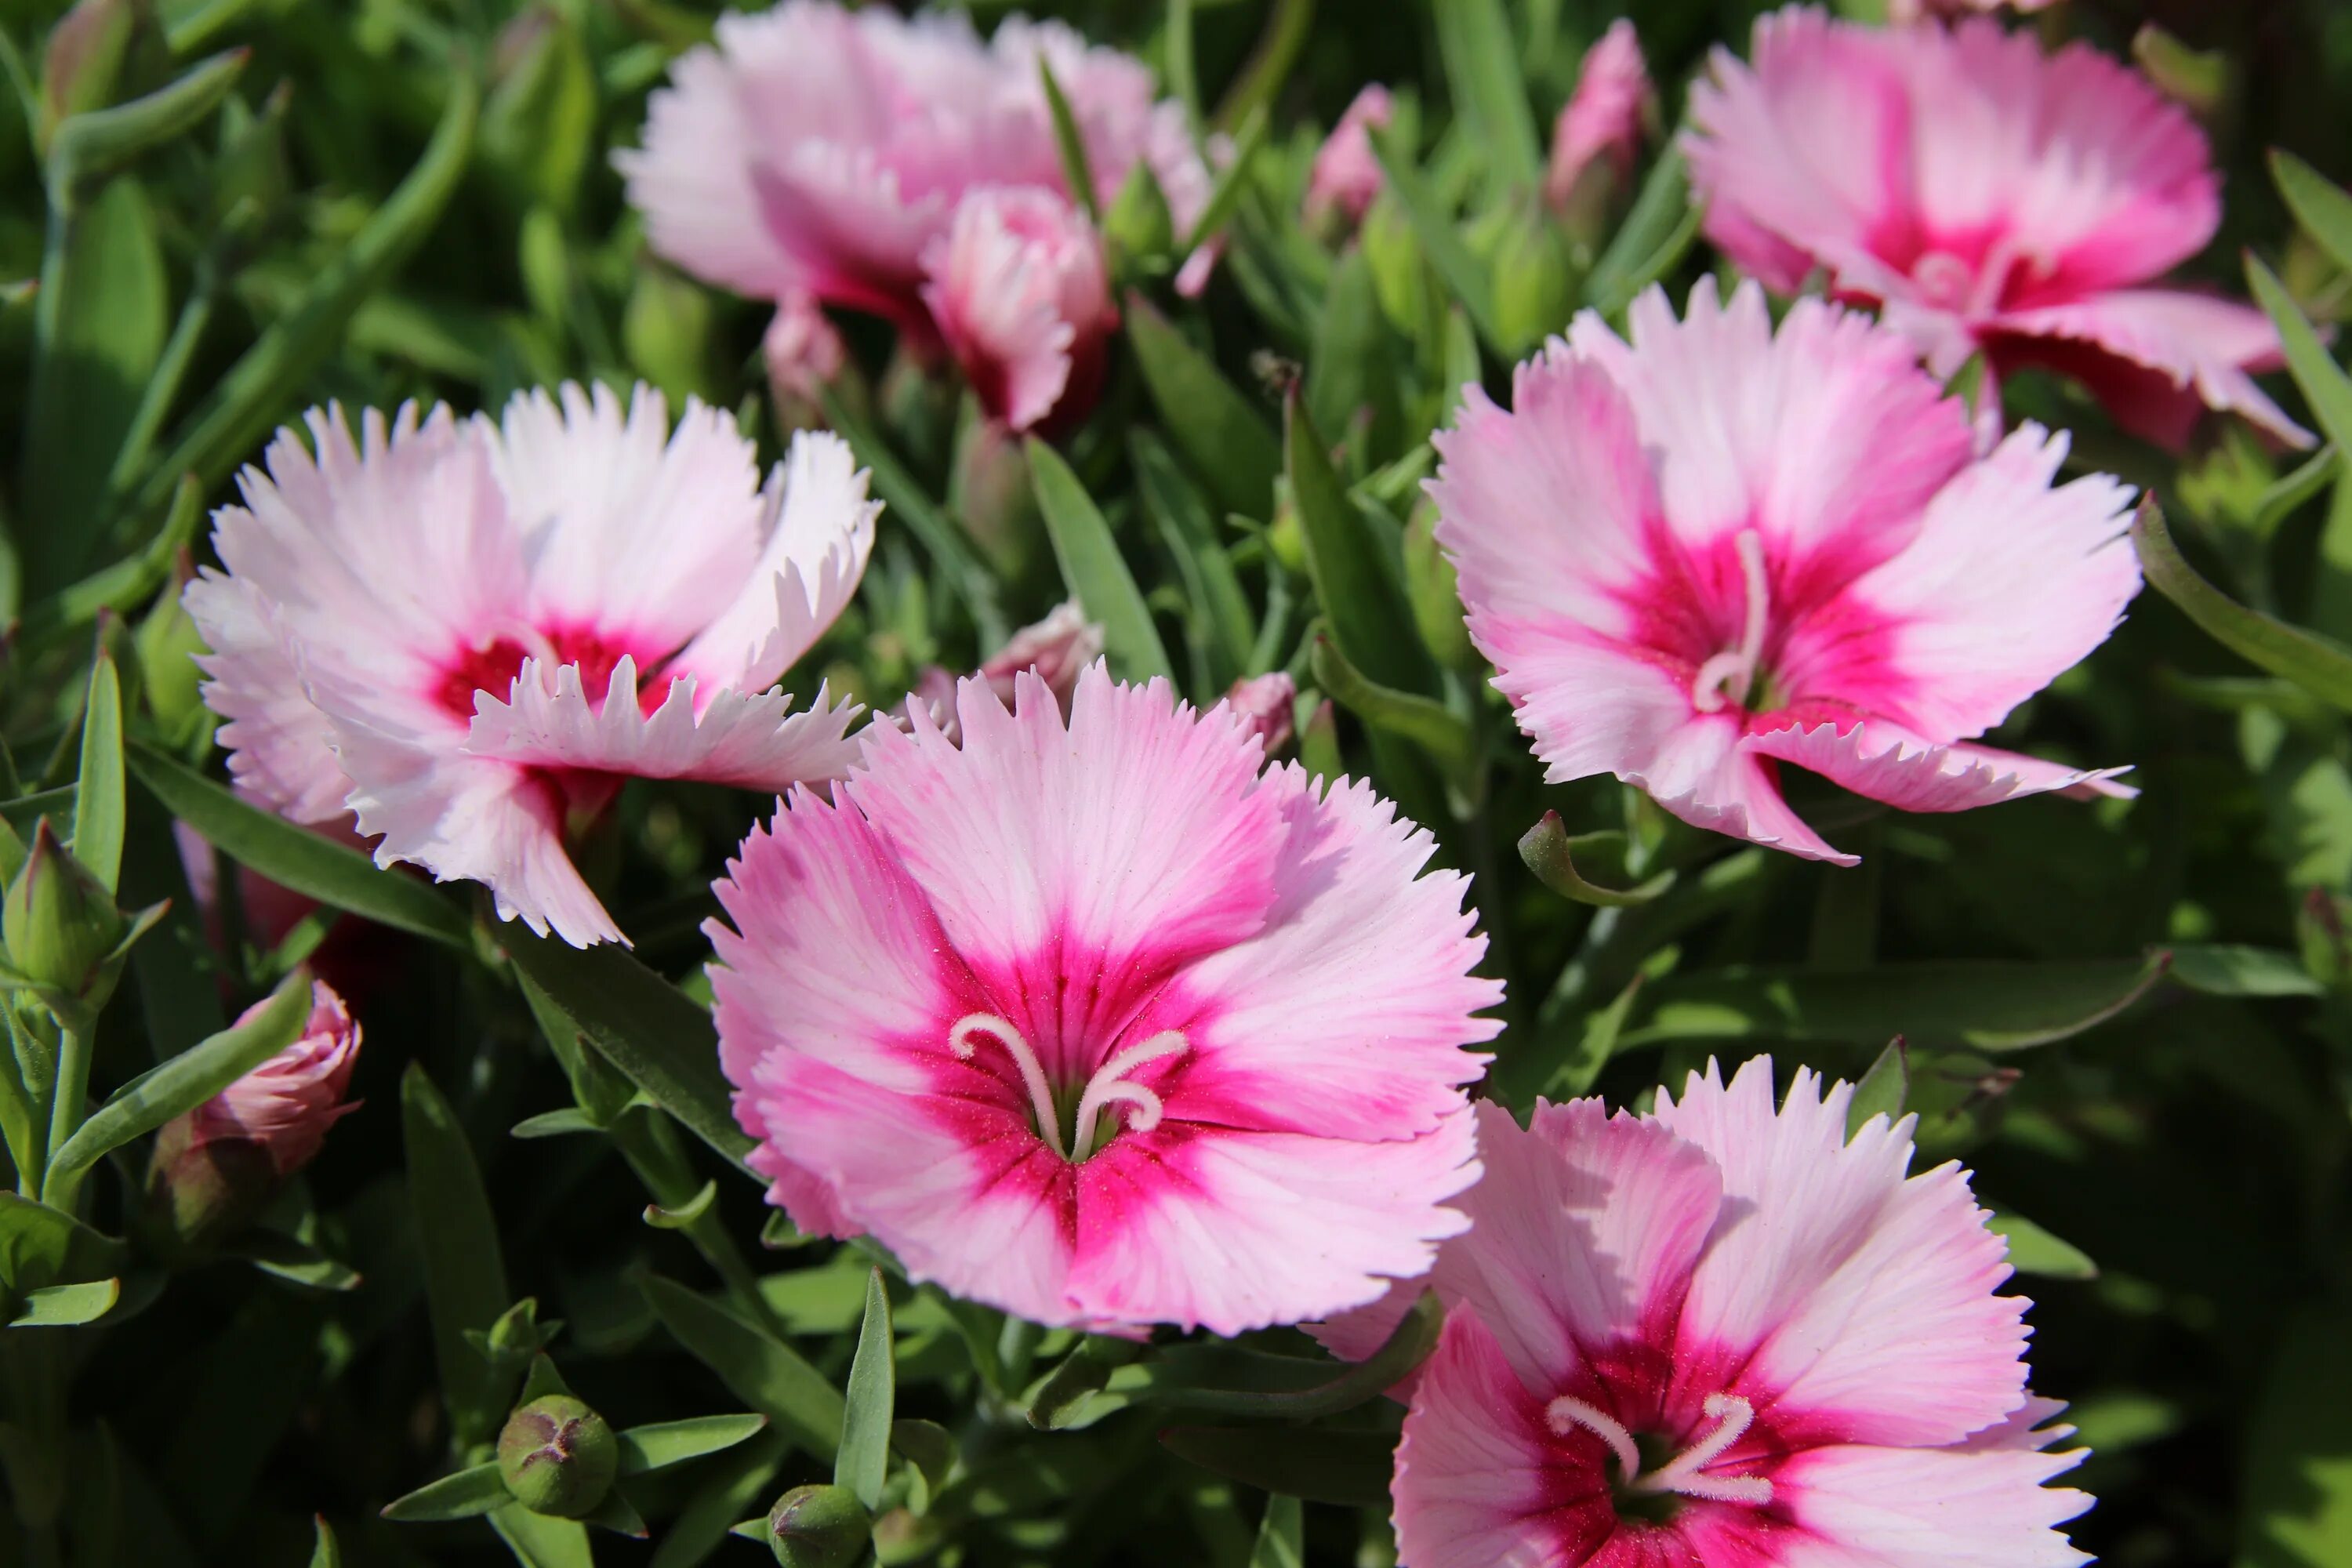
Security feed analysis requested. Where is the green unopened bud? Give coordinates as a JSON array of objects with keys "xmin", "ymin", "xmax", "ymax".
[
  {"xmin": 1490, "ymin": 199, "xmax": 1574, "ymax": 355},
  {"xmin": 137, "ymin": 555, "xmax": 210, "ymax": 751},
  {"xmin": 1103, "ymin": 161, "xmax": 1174, "ymax": 277},
  {"xmin": 4, "ymin": 822, "xmax": 125, "ymax": 1001},
  {"xmin": 208, "ymin": 85, "xmax": 291, "ymax": 256},
  {"xmin": 496, "ymin": 1396, "xmax": 618, "ymax": 1519},
  {"xmin": 39, "ymin": 0, "xmax": 136, "ymax": 147},
  {"xmin": 1361, "ymin": 191, "xmax": 1438, "ymax": 343},
  {"xmin": 765, "ymin": 1484, "xmax": 872, "ymax": 1568},
  {"xmin": 1403, "ymin": 501, "xmax": 1475, "ymax": 673}
]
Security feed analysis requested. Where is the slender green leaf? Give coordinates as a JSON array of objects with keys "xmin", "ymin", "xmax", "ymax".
[
  {"xmin": 1127, "ymin": 296, "xmax": 1281, "ymax": 520},
  {"xmin": 2132, "ymin": 501, "xmax": 2352, "ymax": 711},
  {"xmin": 1028, "ymin": 440, "xmax": 1174, "ymax": 681},
  {"xmin": 1846, "ymin": 1038, "xmax": 1910, "ymax": 1138},
  {"xmin": 644, "ymin": 1179, "xmax": 717, "ymax": 1229},
  {"xmin": 1432, "ymin": 0, "xmax": 1541, "ymax": 193},
  {"xmin": 1585, "ymin": 147, "xmax": 1693, "ymax": 314},
  {"xmin": 818, "ymin": 386, "xmax": 1003, "ymax": 643},
  {"xmin": 134, "ymin": 73, "xmax": 479, "ymax": 517},
  {"xmin": 232, "ymin": 1230, "xmax": 361, "ymax": 1291},
  {"xmin": 1624, "ymin": 952, "xmax": 2170, "ymax": 1054},
  {"xmin": 47, "ymin": 49, "xmax": 248, "ymax": 195},
  {"xmin": 489, "ymin": 1504, "xmax": 595, "ymax": 1568},
  {"xmin": 1288, "ymin": 399, "xmax": 1439, "ymax": 697},
  {"xmin": 1179, "ymin": 103, "xmax": 1268, "ymax": 256},
  {"xmin": 503, "ymin": 936, "xmax": 753, "ymax": 1170},
  {"xmin": 652, "ymin": 1431, "xmax": 786, "ymax": 1568},
  {"xmin": 1036, "ymin": 56, "xmax": 1098, "ymax": 223},
  {"xmin": 1588, "ymin": 204, "xmax": 1702, "ymax": 321},
  {"xmin": 8, "ymin": 1276, "xmax": 118, "ymax": 1326},
  {"xmin": 1211, "ymin": 0, "xmax": 1312, "ymax": 136},
  {"xmin": 1504, "ymin": 969, "xmax": 1646, "ymax": 1103},
  {"xmin": 128, "ymin": 742, "xmax": 472, "ymax": 946},
  {"xmin": 2274, "ymin": 150, "xmax": 2352, "ymax": 278},
  {"xmin": 1370, "ymin": 126, "xmax": 1501, "ymax": 351},
  {"xmin": 641, "ymin": 1273, "xmax": 844, "ymax": 1457},
  {"xmin": 1987, "ymin": 1207, "xmax": 2097, "ymax": 1280},
  {"xmin": 27, "ymin": 471, "xmax": 202, "ymax": 639},
  {"xmin": 0, "ymin": 1191, "xmax": 125, "ymax": 1294},
  {"xmin": 2248, "ymin": 256, "xmax": 2352, "ymax": 451},
  {"xmin": 306, "ymin": 1516, "xmax": 340, "ymax": 1568},
  {"xmin": 1109, "ymin": 1291, "xmax": 1441, "ymax": 1423},
  {"xmin": 835, "ymin": 1269, "xmax": 895, "ymax": 1509},
  {"xmin": 401, "ymin": 1063, "xmax": 516, "ymax": 1450},
  {"xmin": 1517, "ymin": 814, "xmax": 1675, "ymax": 908},
  {"xmin": 1309, "ymin": 637, "xmax": 1470, "ymax": 779},
  {"xmin": 2169, "ymin": 943, "xmax": 2326, "ymax": 997},
  {"xmin": 381, "ymin": 1461, "xmax": 511, "ymax": 1523},
  {"xmin": 1250, "ymin": 1495, "xmax": 1304, "ymax": 1568},
  {"xmin": 2256, "ymin": 444, "xmax": 2339, "ymax": 536},
  {"xmin": 45, "ymin": 967, "xmax": 311, "ymax": 1193},
  {"xmin": 72, "ymin": 652, "xmax": 122, "ymax": 894},
  {"xmin": 1307, "ymin": 243, "xmax": 1396, "ymax": 453},
  {"xmin": 510, "ymin": 1108, "xmax": 607, "ymax": 1140},
  {"xmin": 615, "ymin": 1414, "xmax": 768, "ymax": 1477},
  {"xmin": 1160, "ymin": 1426, "xmax": 1393, "ymax": 1508},
  {"xmin": 1133, "ymin": 430, "xmax": 1254, "ymax": 688}
]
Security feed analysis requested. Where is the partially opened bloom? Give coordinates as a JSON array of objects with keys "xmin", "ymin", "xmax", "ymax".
[
  {"xmin": 1687, "ymin": 6, "xmax": 2305, "ymax": 450},
  {"xmin": 187, "ymin": 384, "xmax": 878, "ymax": 946},
  {"xmin": 711, "ymin": 665, "xmax": 1501, "ymax": 1332},
  {"xmin": 921, "ymin": 187, "xmax": 1117, "ymax": 434},
  {"xmin": 1306, "ymin": 85, "xmax": 1395, "ymax": 232},
  {"xmin": 907, "ymin": 601, "xmax": 1104, "ymax": 742},
  {"xmin": 1224, "ymin": 671, "xmax": 1298, "ymax": 753},
  {"xmin": 620, "ymin": 2, "xmax": 1209, "ymax": 430},
  {"xmin": 1544, "ymin": 21, "xmax": 1651, "ymax": 224},
  {"xmin": 1432, "ymin": 280, "xmax": 2138, "ymax": 864},
  {"xmin": 1317, "ymin": 1059, "xmax": 2088, "ymax": 1567}
]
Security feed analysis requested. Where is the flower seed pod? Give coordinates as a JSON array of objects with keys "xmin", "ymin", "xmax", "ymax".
[
  {"xmin": 496, "ymin": 1396, "xmax": 619, "ymax": 1519},
  {"xmin": 766, "ymin": 1484, "xmax": 872, "ymax": 1568}
]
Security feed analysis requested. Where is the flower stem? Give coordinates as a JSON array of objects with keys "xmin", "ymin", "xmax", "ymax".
[{"xmin": 39, "ymin": 1023, "xmax": 89, "ymax": 1210}]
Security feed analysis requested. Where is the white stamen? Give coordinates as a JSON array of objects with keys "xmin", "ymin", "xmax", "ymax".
[
  {"xmin": 949, "ymin": 1013, "xmax": 1065, "ymax": 1160},
  {"xmin": 1551, "ymin": 1391, "xmax": 1773, "ymax": 1511},
  {"xmin": 948, "ymin": 1015, "xmax": 1189, "ymax": 1162},
  {"xmin": 1690, "ymin": 530, "xmax": 1771, "ymax": 713},
  {"xmin": 1547, "ymin": 1396, "xmax": 1642, "ymax": 1482}
]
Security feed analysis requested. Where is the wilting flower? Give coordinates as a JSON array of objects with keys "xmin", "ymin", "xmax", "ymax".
[
  {"xmin": 1223, "ymin": 671, "xmax": 1298, "ymax": 753},
  {"xmin": 187, "ymin": 384, "xmax": 878, "ymax": 946},
  {"xmin": 1687, "ymin": 7, "xmax": 2304, "ymax": 451},
  {"xmin": 1432, "ymin": 280, "xmax": 2137, "ymax": 864},
  {"xmin": 1544, "ymin": 21, "xmax": 1650, "ymax": 225},
  {"xmin": 908, "ymin": 601, "xmax": 1105, "ymax": 742},
  {"xmin": 711, "ymin": 665, "xmax": 1501, "ymax": 1333},
  {"xmin": 921, "ymin": 187, "xmax": 1118, "ymax": 434},
  {"xmin": 1317, "ymin": 1059, "xmax": 2088, "ymax": 1568},
  {"xmin": 147, "ymin": 982, "xmax": 362, "ymax": 1247},
  {"xmin": 1305, "ymin": 85, "xmax": 1395, "ymax": 232},
  {"xmin": 620, "ymin": 2, "xmax": 1210, "ymax": 430}
]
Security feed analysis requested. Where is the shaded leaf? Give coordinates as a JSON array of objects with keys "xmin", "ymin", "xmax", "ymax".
[
  {"xmin": 1127, "ymin": 296, "xmax": 1281, "ymax": 520},
  {"xmin": 381, "ymin": 1461, "xmax": 510, "ymax": 1523},
  {"xmin": 1159, "ymin": 1426, "xmax": 1393, "ymax": 1508},
  {"xmin": 1517, "ymin": 814, "xmax": 1674, "ymax": 909},
  {"xmin": 401, "ymin": 1063, "xmax": 516, "ymax": 1450},
  {"xmin": 1029, "ymin": 440, "xmax": 1174, "ymax": 682},
  {"xmin": 616, "ymin": 1414, "xmax": 767, "ymax": 1477},
  {"xmin": 8, "ymin": 1276, "xmax": 118, "ymax": 1326},
  {"xmin": 641, "ymin": 1273, "xmax": 843, "ymax": 1457},
  {"xmin": 2239, "ymin": 1305, "xmax": 2352, "ymax": 1567},
  {"xmin": 835, "ymin": 1268, "xmax": 895, "ymax": 1510},
  {"xmin": 72, "ymin": 652, "xmax": 122, "ymax": 893},
  {"xmin": 1846, "ymin": 1038, "xmax": 1910, "ymax": 1138},
  {"xmin": 1987, "ymin": 1207, "xmax": 2098, "ymax": 1281},
  {"xmin": 1249, "ymin": 1494, "xmax": 1304, "ymax": 1568},
  {"xmin": 489, "ymin": 1504, "xmax": 596, "ymax": 1568},
  {"xmin": 1432, "ymin": 0, "xmax": 1541, "ymax": 194},
  {"xmin": 1287, "ymin": 398, "xmax": 1436, "ymax": 697},
  {"xmin": 2130, "ymin": 503, "xmax": 2352, "ymax": 710},
  {"xmin": 2168, "ymin": 943, "xmax": 2326, "ymax": 998}
]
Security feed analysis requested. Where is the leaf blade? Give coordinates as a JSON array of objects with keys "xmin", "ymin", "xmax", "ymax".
[
  {"xmin": 834, "ymin": 1268, "xmax": 895, "ymax": 1509},
  {"xmin": 1028, "ymin": 441, "xmax": 1174, "ymax": 682}
]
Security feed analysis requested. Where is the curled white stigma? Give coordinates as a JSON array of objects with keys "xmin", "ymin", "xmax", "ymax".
[
  {"xmin": 1690, "ymin": 529, "xmax": 1771, "ymax": 714},
  {"xmin": 1546, "ymin": 1390, "xmax": 1773, "ymax": 1509},
  {"xmin": 949, "ymin": 1014, "xmax": 1189, "ymax": 1162}
]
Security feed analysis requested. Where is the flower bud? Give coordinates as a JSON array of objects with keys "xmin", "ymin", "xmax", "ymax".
[
  {"xmin": 39, "ymin": 0, "xmax": 135, "ymax": 147},
  {"xmin": 1360, "ymin": 189, "xmax": 1439, "ymax": 341},
  {"xmin": 1489, "ymin": 197, "xmax": 1574, "ymax": 354},
  {"xmin": 1544, "ymin": 20, "xmax": 1653, "ymax": 244},
  {"xmin": 496, "ymin": 1396, "xmax": 619, "ymax": 1519},
  {"xmin": 766, "ymin": 1484, "xmax": 872, "ymax": 1568},
  {"xmin": 145, "ymin": 982, "xmax": 361, "ymax": 1250},
  {"xmin": 1403, "ymin": 501, "xmax": 1476, "ymax": 673},
  {"xmin": 4, "ymin": 821, "xmax": 125, "ymax": 1003},
  {"xmin": 1223, "ymin": 673, "xmax": 1297, "ymax": 753},
  {"xmin": 765, "ymin": 292, "xmax": 851, "ymax": 437},
  {"xmin": 1305, "ymin": 85, "xmax": 1394, "ymax": 239}
]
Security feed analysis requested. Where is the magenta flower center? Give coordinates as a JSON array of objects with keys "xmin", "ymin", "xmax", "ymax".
[
  {"xmin": 1548, "ymin": 1390, "xmax": 1773, "ymax": 1517},
  {"xmin": 948, "ymin": 1012, "xmax": 1189, "ymax": 1162},
  {"xmin": 431, "ymin": 622, "xmax": 673, "ymax": 722},
  {"xmin": 1689, "ymin": 530, "xmax": 1773, "ymax": 715}
]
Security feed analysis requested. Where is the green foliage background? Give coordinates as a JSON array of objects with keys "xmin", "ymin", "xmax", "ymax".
[{"xmin": 2, "ymin": 0, "xmax": 2351, "ymax": 1565}]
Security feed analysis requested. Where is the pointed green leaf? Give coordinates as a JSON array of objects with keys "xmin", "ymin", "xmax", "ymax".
[
  {"xmin": 641, "ymin": 1273, "xmax": 844, "ymax": 1457},
  {"xmin": 1432, "ymin": 0, "xmax": 1541, "ymax": 193},
  {"xmin": 1585, "ymin": 148, "xmax": 1697, "ymax": 316},
  {"xmin": 8, "ymin": 1276, "xmax": 118, "ymax": 1326},
  {"xmin": 45, "ymin": 966, "xmax": 312, "ymax": 1197},
  {"xmin": 72, "ymin": 652, "xmax": 122, "ymax": 893},
  {"xmin": 1210, "ymin": 0, "xmax": 1311, "ymax": 136},
  {"xmin": 835, "ymin": 1269, "xmax": 895, "ymax": 1509},
  {"xmin": 2169, "ymin": 943, "xmax": 2326, "ymax": 997},
  {"xmin": 1133, "ymin": 430, "xmax": 1254, "ymax": 688},
  {"xmin": 644, "ymin": 1179, "xmax": 717, "ymax": 1230},
  {"xmin": 1111, "ymin": 1291, "xmax": 1442, "ymax": 1423},
  {"xmin": 1036, "ymin": 56, "xmax": 1098, "ymax": 224},
  {"xmin": 231, "ymin": 1230, "xmax": 361, "ymax": 1291},
  {"xmin": 1846, "ymin": 1038, "xmax": 1910, "ymax": 1138},
  {"xmin": 2132, "ymin": 501, "xmax": 2352, "ymax": 711},
  {"xmin": 381, "ymin": 1461, "xmax": 511, "ymax": 1523},
  {"xmin": 1987, "ymin": 1207, "xmax": 2098, "ymax": 1280},
  {"xmin": 583, "ymin": 1490, "xmax": 648, "ymax": 1538},
  {"xmin": 1517, "ymin": 814, "xmax": 1675, "ymax": 908},
  {"xmin": 1028, "ymin": 441, "xmax": 1173, "ymax": 682},
  {"xmin": 1370, "ymin": 126, "xmax": 1501, "ymax": 351},
  {"xmin": 615, "ymin": 1414, "xmax": 768, "ymax": 1477},
  {"xmin": 504, "ymin": 939, "xmax": 750, "ymax": 1170},
  {"xmin": 46, "ymin": 48, "xmax": 248, "ymax": 196},
  {"xmin": 2247, "ymin": 255, "xmax": 2351, "ymax": 451},
  {"xmin": 1288, "ymin": 399, "xmax": 1439, "ymax": 697},
  {"xmin": 1179, "ymin": 104, "xmax": 1268, "ymax": 256},
  {"xmin": 1160, "ymin": 1426, "xmax": 1394, "ymax": 1508},
  {"xmin": 0, "ymin": 1191, "xmax": 124, "ymax": 1294},
  {"xmin": 655, "ymin": 1432, "xmax": 786, "ymax": 1568},
  {"xmin": 401, "ymin": 1063, "xmax": 516, "ymax": 1450},
  {"xmin": 1249, "ymin": 1495, "xmax": 1304, "ymax": 1568},
  {"xmin": 2274, "ymin": 150, "xmax": 2352, "ymax": 277},
  {"xmin": 510, "ymin": 1108, "xmax": 607, "ymax": 1140},
  {"xmin": 128, "ymin": 742, "xmax": 472, "ymax": 945},
  {"xmin": 1127, "ymin": 296, "xmax": 1281, "ymax": 520},
  {"xmin": 306, "ymin": 1516, "xmax": 340, "ymax": 1568},
  {"xmin": 488, "ymin": 1504, "xmax": 595, "ymax": 1568}
]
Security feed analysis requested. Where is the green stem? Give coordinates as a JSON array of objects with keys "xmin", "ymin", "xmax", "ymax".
[
  {"xmin": 40, "ymin": 1023, "xmax": 89, "ymax": 1208},
  {"xmin": 608, "ymin": 1110, "xmax": 782, "ymax": 1338},
  {"xmin": 103, "ymin": 260, "xmax": 217, "ymax": 509}
]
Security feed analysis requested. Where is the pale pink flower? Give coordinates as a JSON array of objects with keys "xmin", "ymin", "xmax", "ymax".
[
  {"xmin": 1544, "ymin": 21, "xmax": 1650, "ymax": 219},
  {"xmin": 1317, "ymin": 1059, "xmax": 2089, "ymax": 1568},
  {"xmin": 1223, "ymin": 672, "xmax": 1298, "ymax": 753},
  {"xmin": 1432, "ymin": 280, "xmax": 2138, "ymax": 865},
  {"xmin": 187, "ymin": 385, "xmax": 878, "ymax": 947},
  {"xmin": 173, "ymin": 981, "xmax": 363, "ymax": 1178},
  {"xmin": 710, "ymin": 664, "xmax": 1501, "ymax": 1333},
  {"xmin": 763, "ymin": 289, "xmax": 848, "ymax": 406},
  {"xmin": 908, "ymin": 601, "xmax": 1105, "ymax": 742},
  {"xmin": 1687, "ymin": 6, "xmax": 2306, "ymax": 451},
  {"xmin": 619, "ymin": 1, "xmax": 1212, "ymax": 426},
  {"xmin": 1306, "ymin": 85, "xmax": 1395, "ymax": 230},
  {"xmin": 921, "ymin": 187, "xmax": 1117, "ymax": 434}
]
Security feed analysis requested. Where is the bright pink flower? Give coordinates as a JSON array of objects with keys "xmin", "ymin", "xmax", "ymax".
[
  {"xmin": 620, "ymin": 1, "xmax": 1211, "ymax": 420},
  {"xmin": 1223, "ymin": 672, "xmax": 1298, "ymax": 753},
  {"xmin": 1318, "ymin": 1059, "xmax": 2088, "ymax": 1568},
  {"xmin": 1544, "ymin": 21, "xmax": 1650, "ymax": 219},
  {"xmin": 1432, "ymin": 280, "xmax": 2138, "ymax": 865},
  {"xmin": 187, "ymin": 385, "xmax": 878, "ymax": 946},
  {"xmin": 176, "ymin": 982, "xmax": 363, "ymax": 1178},
  {"xmin": 1687, "ymin": 7, "xmax": 2305, "ymax": 451},
  {"xmin": 921, "ymin": 188, "xmax": 1118, "ymax": 434},
  {"xmin": 710, "ymin": 665, "xmax": 1501, "ymax": 1333},
  {"xmin": 1306, "ymin": 85, "xmax": 1395, "ymax": 230}
]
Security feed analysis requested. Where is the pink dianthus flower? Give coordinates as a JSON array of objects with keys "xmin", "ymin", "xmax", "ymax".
[
  {"xmin": 710, "ymin": 665, "xmax": 1501, "ymax": 1333},
  {"xmin": 1432, "ymin": 279, "xmax": 2138, "ymax": 865}
]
